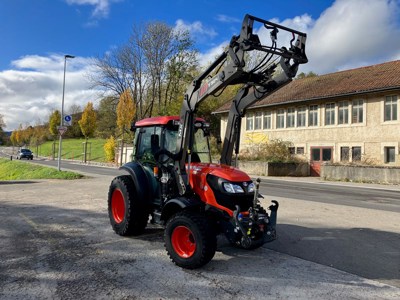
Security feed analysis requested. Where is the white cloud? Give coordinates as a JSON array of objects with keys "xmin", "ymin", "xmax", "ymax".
[
  {"xmin": 216, "ymin": 15, "xmax": 241, "ymax": 24},
  {"xmin": 174, "ymin": 19, "xmax": 218, "ymax": 40},
  {"xmin": 305, "ymin": 0, "xmax": 400, "ymax": 74},
  {"xmin": 197, "ymin": 41, "xmax": 229, "ymax": 67},
  {"xmin": 0, "ymin": 55, "xmax": 100, "ymax": 131},
  {"xmin": 65, "ymin": 0, "xmax": 120, "ymax": 19},
  {"xmin": 252, "ymin": 0, "xmax": 400, "ymax": 75}
]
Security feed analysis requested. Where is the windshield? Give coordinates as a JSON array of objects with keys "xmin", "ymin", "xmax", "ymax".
[{"xmin": 134, "ymin": 124, "xmax": 211, "ymax": 163}]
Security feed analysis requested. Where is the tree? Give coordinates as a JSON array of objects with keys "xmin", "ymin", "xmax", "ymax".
[
  {"xmin": 296, "ymin": 71, "xmax": 318, "ymax": 79},
  {"xmin": 10, "ymin": 131, "xmax": 17, "ymax": 147},
  {"xmin": 104, "ymin": 135, "xmax": 116, "ymax": 162},
  {"xmin": 89, "ymin": 20, "xmax": 197, "ymax": 120},
  {"xmin": 0, "ymin": 114, "xmax": 6, "ymax": 145},
  {"xmin": 13, "ymin": 124, "xmax": 24, "ymax": 147},
  {"xmin": 64, "ymin": 104, "xmax": 83, "ymax": 138},
  {"xmin": 49, "ymin": 110, "xmax": 61, "ymax": 137},
  {"xmin": 116, "ymin": 90, "xmax": 136, "ymax": 165},
  {"xmin": 117, "ymin": 90, "xmax": 136, "ymax": 130},
  {"xmin": 31, "ymin": 122, "xmax": 48, "ymax": 157},
  {"xmin": 79, "ymin": 102, "xmax": 97, "ymax": 163},
  {"xmin": 96, "ymin": 96, "xmax": 118, "ymax": 138}
]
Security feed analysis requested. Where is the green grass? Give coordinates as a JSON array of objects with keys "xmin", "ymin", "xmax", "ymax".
[
  {"xmin": 32, "ymin": 138, "xmax": 107, "ymax": 162},
  {"xmin": 0, "ymin": 158, "xmax": 84, "ymax": 180}
]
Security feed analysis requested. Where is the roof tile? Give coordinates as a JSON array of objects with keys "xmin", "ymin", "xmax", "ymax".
[{"xmin": 215, "ymin": 60, "xmax": 400, "ymax": 113}]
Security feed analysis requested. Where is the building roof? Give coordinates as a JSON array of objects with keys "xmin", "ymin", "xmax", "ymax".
[{"xmin": 214, "ymin": 60, "xmax": 400, "ymax": 114}]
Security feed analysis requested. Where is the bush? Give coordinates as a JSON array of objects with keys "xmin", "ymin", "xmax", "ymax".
[
  {"xmin": 104, "ymin": 136, "xmax": 116, "ymax": 162},
  {"xmin": 240, "ymin": 139, "xmax": 297, "ymax": 162}
]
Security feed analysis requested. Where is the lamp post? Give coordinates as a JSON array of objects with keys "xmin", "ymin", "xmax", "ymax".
[{"xmin": 57, "ymin": 54, "xmax": 75, "ymax": 171}]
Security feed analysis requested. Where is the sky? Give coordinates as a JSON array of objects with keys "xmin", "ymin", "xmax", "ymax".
[{"xmin": 1, "ymin": 0, "xmax": 400, "ymax": 131}]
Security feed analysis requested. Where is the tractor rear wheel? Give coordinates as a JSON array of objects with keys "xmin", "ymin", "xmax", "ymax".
[
  {"xmin": 108, "ymin": 175, "xmax": 149, "ymax": 236},
  {"xmin": 164, "ymin": 211, "xmax": 216, "ymax": 269}
]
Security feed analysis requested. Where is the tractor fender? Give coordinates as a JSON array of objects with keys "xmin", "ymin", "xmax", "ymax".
[
  {"xmin": 120, "ymin": 162, "xmax": 152, "ymax": 203},
  {"xmin": 161, "ymin": 197, "xmax": 204, "ymax": 222}
]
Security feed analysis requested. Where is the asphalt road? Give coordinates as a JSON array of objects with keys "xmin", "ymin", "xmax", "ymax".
[
  {"xmin": 257, "ymin": 178, "xmax": 400, "ymax": 287},
  {"xmin": 1, "ymin": 153, "xmax": 400, "ymax": 294}
]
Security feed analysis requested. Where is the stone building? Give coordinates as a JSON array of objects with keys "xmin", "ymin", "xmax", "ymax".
[{"xmin": 214, "ymin": 60, "xmax": 400, "ymax": 176}]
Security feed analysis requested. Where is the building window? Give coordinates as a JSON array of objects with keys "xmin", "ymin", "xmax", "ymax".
[
  {"xmin": 352, "ymin": 147, "xmax": 362, "ymax": 161},
  {"xmin": 341, "ymin": 147, "xmax": 350, "ymax": 161},
  {"xmin": 297, "ymin": 106, "xmax": 306, "ymax": 127},
  {"xmin": 338, "ymin": 101, "xmax": 349, "ymax": 124},
  {"xmin": 309, "ymin": 105, "xmax": 318, "ymax": 126},
  {"xmin": 246, "ymin": 114, "xmax": 254, "ymax": 131},
  {"xmin": 289, "ymin": 147, "xmax": 295, "ymax": 154},
  {"xmin": 255, "ymin": 112, "xmax": 262, "ymax": 130},
  {"xmin": 311, "ymin": 148, "xmax": 320, "ymax": 161},
  {"xmin": 322, "ymin": 148, "xmax": 332, "ymax": 161},
  {"xmin": 296, "ymin": 147, "xmax": 305, "ymax": 155},
  {"xmin": 276, "ymin": 109, "xmax": 285, "ymax": 129},
  {"xmin": 287, "ymin": 108, "xmax": 295, "ymax": 128},
  {"xmin": 263, "ymin": 111, "xmax": 272, "ymax": 129},
  {"xmin": 325, "ymin": 103, "xmax": 335, "ymax": 125},
  {"xmin": 384, "ymin": 96, "xmax": 397, "ymax": 121},
  {"xmin": 385, "ymin": 147, "xmax": 395, "ymax": 163},
  {"xmin": 352, "ymin": 99, "xmax": 364, "ymax": 123}
]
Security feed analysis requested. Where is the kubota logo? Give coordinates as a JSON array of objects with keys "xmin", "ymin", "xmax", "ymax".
[{"xmin": 199, "ymin": 82, "xmax": 209, "ymax": 98}]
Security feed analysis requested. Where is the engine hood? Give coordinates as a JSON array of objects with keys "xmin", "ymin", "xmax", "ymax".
[{"xmin": 189, "ymin": 162, "xmax": 251, "ymax": 182}]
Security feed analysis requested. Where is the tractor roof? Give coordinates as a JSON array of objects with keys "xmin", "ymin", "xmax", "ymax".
[{"xmin": 135, "ymin": 116, "xmax": 205, "ymax": 127}]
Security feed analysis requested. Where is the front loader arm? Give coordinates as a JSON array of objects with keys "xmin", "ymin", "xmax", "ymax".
[{"xmin": 173, "ymin": 14, "xmax": 308, "ymax": 195}]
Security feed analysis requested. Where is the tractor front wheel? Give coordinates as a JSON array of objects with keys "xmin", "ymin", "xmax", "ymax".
[
  {"xmin": 164, "ymin": 211, "xmax": 216, "ymax": 269},
  {"xmin": 108, "ymin": 175, "xmax": 149, "ymax": 236}
]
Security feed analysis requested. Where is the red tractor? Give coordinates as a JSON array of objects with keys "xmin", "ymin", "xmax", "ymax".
[{"xmin": 108, "ymin": 14, "xmax": 308, "ymax": 268}]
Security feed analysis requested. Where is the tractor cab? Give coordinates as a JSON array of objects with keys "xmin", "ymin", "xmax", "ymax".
[{"xmin": 131, "ymin": 116, "xmax": 211, "ymax": 166}]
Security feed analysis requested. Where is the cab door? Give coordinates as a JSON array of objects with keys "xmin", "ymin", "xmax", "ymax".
[{"xmin": 310, "ymin": 147, "xmax": 333, "ymax": 176}]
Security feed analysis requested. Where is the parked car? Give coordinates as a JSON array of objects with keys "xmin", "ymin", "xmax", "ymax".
[{"xmin": 17, "ymin": 149, "xmax": 33, "ymax": 160}]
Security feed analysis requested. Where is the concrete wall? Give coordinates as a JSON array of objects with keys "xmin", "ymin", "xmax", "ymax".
[
  {"xmin": 321, "ymin": 164, "xmax": 400, "ymax": 184},
  {"xmin": 237, "ymin": 161, "xmax": 310, "ymax": 177}
]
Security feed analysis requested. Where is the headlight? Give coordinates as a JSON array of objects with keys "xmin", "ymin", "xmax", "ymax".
[
  {"xmin": 222, "ymin": 182, "xmax": 244, "ymax": 193},
  {"xmin": 247, "ymin": 183, "xmax": 255, "ymax": 193}
]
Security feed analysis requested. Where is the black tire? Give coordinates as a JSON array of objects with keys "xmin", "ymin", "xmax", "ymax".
[
  {"xmin": 164, "ymin": 211, "xmax": 216, "ymax": 269},
  {"xmin": 108, "ymin": 175, "xmax": 149, "ymax": 236}
]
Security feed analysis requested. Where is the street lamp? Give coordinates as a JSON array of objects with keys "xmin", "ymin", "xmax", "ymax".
[{"xmin": 57, "ymin": 54, "xmax": 75, "ymax": 171}]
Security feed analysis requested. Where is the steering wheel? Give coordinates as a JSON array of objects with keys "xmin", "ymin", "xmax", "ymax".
[{"xmin": 154, "ymin": 148, "xmax": 180, "ymax": 164}]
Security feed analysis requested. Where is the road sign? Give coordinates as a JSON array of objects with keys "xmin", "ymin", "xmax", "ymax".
[
  {"xmin": 57, "ymin": 126, "xmax": 68, "ymax": 136},
  {"xmin": 64, "ymin": 115, "xmax": 72, "ymax": 126}
]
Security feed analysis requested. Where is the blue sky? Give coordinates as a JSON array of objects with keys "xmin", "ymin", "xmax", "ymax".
[{"xmin": 1, "ymin": 0, "xmax": 400, "ymax": 131}]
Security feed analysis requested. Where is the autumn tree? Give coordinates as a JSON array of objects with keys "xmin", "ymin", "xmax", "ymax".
[
  {"xmin": 31, "ymin": 123, "xmax": 48, "ymax": 157},
  {"xmin": 79, "ymin": 102, "xmax": 97, "ymax": 163},
  {"xmin": 116, "ymin": 90, "xmax": 136, "ymax": 165},
  {"xmin": 104, "ymin": 135, "xmax": 116, "ymax": 162},
  {"xmin": 10, "ymin": 131, "xmax": 17, "ymax": 147},
  {"xmin": 49, "ymin": 110, "xmax": 61, "ymax": 137},
  {"xmin": 16, "ymin": 124, "xmax": 24, "ymax": 146}
]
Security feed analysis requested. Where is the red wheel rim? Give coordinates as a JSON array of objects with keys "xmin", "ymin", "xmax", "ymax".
[
  {"xmin": 111, "ymin": 189, "xmax": 125, "ymax": 223},
  {"xmin": 171, "ymin": 226, "xmax": 196, "ymax": 258}
]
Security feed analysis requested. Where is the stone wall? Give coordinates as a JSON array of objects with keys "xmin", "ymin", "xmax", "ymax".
[
  {"xmin": 237, "ymin": 161, "xmax": 310, "ymax": 177},
  {"xmin": 321, "ymin": 164, "xmax": 400, "ymax": 184}
]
